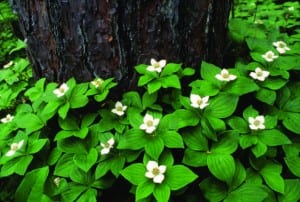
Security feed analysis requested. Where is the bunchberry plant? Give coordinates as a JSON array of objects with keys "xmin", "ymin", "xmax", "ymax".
[{"xmin": 1, "ymin": 0, "xmax": 300, "ymax": 201}]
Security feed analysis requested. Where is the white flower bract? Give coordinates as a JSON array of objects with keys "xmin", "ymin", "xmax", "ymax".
[
  {"xmin": 249, "ymin": 115, "xmax": 265, "ymax": 130},
  {"xmin": 190, "ymin": 94, "xmax": 209, "ymax": 109},
  {"xmin": 91, "ymin": 78, "xmax": 104, "ymax": 88},
  {"xmin": 111, "ymin": 101, "xmax": 127, "ymax": 116},
  {"xmin": 139, "ymin": 114, "xmax": 160, "ymax": 134},
  {"xmin": 53, "ymin": 83, "xmax": 69, "ymax": 97},
  {"xmin": 273, "ymin": 41, "xmax": 290, "ymax": 54},
  {"xmin": 146, "ymin": 58, "xmax": 166, "ymax": 73},
  {"xmin": 3, "ymin": 61, "xmax": 14, "ymax": 69},
  {"xmin": 100, "ymin": 138, "xmax": 115, "ymax": 155},
  {"xmin": 1, "ymin": 114, "xmax": 14, "ymax": 123},
  {"xmin": 262, "ymin": 51, "xmax": 278, "ymax": 62},
  {"xmin": 249, "ymin": 67, "xmax": 270, "ymax": 81},
  {"xmin": 215, "ymin": 69, "xmax": 237, "ymax": 81},
  {"xmin": 6, "ymin": 140, "xmax": 24, "ymax": 156},
  {"xmin": 145, "ymin": 161, "xmax": 166, "ymax": 184}
]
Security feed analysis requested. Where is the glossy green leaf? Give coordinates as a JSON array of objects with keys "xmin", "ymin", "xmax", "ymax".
[
  {"xmin": 161, "ymin": 131, "xmax": 184, "ymax": 149},
  {"xmin": 153, "ymin": 183, "xmax": 171, "ymax": 202},
  {"xmin": 161, "ymin": 75, "xmax": 181, "ymax": 89},
  {"xmin": 182, "ymin": 127, "xmax": 209, "ymax": 151},
  {"xmin": 166, "ymin": 165, "xmax": 198, "ymax": 190},
  {"xmin": 73, "ymin": 148, "xmax": 98, "ymax": 172},
  {"xmin": 284, "ymin": 156, "xmax": 300, "ymax": 177},
  {"xmin": 278, "ymin": 179, "xmax": 300, "ymax": 202},
  {"xmin": 147, "ymin": 80, "xmax": 162, "ymax": 94},
  {"xmin": 199, "ymin": 177, "xmax": 227, "ymax": 202},
  {"xmin": 120, "ymin": 163, "xmax": 146, "ymax": 185},
  {"xmin": 117, "ymin": 129, "xmax": 147, "ymax": 150},
  {"xmin": 282, "ymin": 112, "xmax": 300, "ymax": 134},
  {"xmin": 259, "ymin": 129, "xmax": 291, "ymax": 146},
  {"xmin": 77, "ymin": 188, "xmax": 97, "ymax": 202},
  {"xmin": 255, "ymin": 88, "xmax": 276, "ymax": 105},
  {"xmin": 205, "ymin": 93, "xmax": 239, "ymax": 118},
  {"xmin": 182, "ymin": 149, "xmax": 207, "ymax": 167},
  {"xmin": 145, "ymin": 137, "xmax": 164, "ymax": 160},
  {"xmin": 136, "ymin": 180, "xmax": 155, "ymax": 200},
  {"xmin": 207, "ymin": 154, "xmax": 236, "ymax": 184},
  {"xmin": 260, "ymin": 163, "xmax": 284, "ymax": 193}
]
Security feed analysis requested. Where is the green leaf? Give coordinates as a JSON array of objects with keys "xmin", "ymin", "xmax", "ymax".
[
  {"xmin": 138, "ymin": 74, "xmax": 155, "ymax": 86},
  {"xmin": 200, "ymin": 61, "xmax": 221, "ymax": 82},
  {"xmin": 182, "ymin": 67, "xmax": 195, "ymax": 76},
  {"xmin": 261, "ymin": 77, "xmax": 287, "ymax": 90},
  {"xmin": 15, "ymin": 167, "xmax": 49, "ymax": 202},
  {"xmin": 142, "ymin": 91, "xmax": 157, "ymax": 109},
  {"xmin": 205, "ymin": 93, "xmax": 239, "ymax": 118},
  {"xmin": 0, "ymin": 155, "xmax": 33, "ymax": 177},
  {"xmin": 260, "ymin": 163, "xmax": 284, "ymax": 193},
  {"xmin": 120, "ymin": 163, "xmax": 146, "ymax": 185},
  {"xmin": 161, "ymin": 131, "xmax": 184, "ymax": 149},
  {"xmin": 225, "ymin": 182, "xmax": 268, "ymax": 202},
  {"xmin": 278, "ymin": 179, "xmax": 300, "ymax": 202},
  {"xmin": 211, "ymin": 133, "xmax": 239, "ymax": 154},
  {"xmin": 284, "ymin": 97, "xmax": 300, "ymax": 113},
  {"xmin": 15, "ymin": 113, "xmax": 44, "ymax": 134},
  {"xmin": 207, "ymin": 154, "xmax": 236, "ymax": 184},
  {"xmin": 231, "ymin": 160, "xmax": 247, "ymax": 189},
  {"xmin": 54, "ymin": 154, "xmax": 77, "ymax": 177},
  {"xmin": 259, "ymin": 129, "xmax": 291, "ymax": 146},
  {"xmin": 225, "ymin": 77, "xmax": 259, "ymax": 95},
  {"xmin": 161, "ymin": 63, "xmax": 181, "ymax": 76},
  {"xmin": 59, "ymin": 116, "xmax": 79, "ymax": 130},
  {"xmin": 153, "ymin": 183, "xmax": 171, "ymax": 202},
  {"xmin": 240, "ymin": 135, "xmax": 258, "ymax": 149},
  {"xmin": 161, "ymin": 75, "xmax": 181, "ymax": 89},
  {"xmin": 199, "ymin": 177, "xmax": 227, "ymax": 202},
  {"xmin": 166, "ymin": 165, "xmax": 198, "ymax": 190},
  {"xmin": 282, "ymin": 112, "xmax": 300, "ymax": 134},
  {"xmin": 182, "ymin": 127, "xmax": 209, "ymax": 151},
  {"xmin": 135, "ymin": 64, "xmax": 148, "ymax": 74},
  {"xmin": 251, "ymin": 141, "xmax": 267, "ymax": 158},
  {"xmin": 136, "ymin": 180, "xmax": 155, "ymax": 200},
  {"xmin": 190, "ymin": 80, "xmax": 220, "ymax": 96},
  {"xmin": 147, "ymin": 80, "xmax": 162, "ymax": 94},
  {"xmin": 73, "ymin": 148, "xmax": 98, "ymax": 172},
  {"xmin": 145, "ymin": 137, "xmax": 164, "ymax": 160},
  {"xmin": 27, "ymin": 139, "xmax": 48, "ymax": 154},
  {"xmin": 161, "ymin": 109, "xmax": 199, "ymax": 130},
  {"xmin": 77, "ymin": 188, "xmax": 97, "ymax": 202},
  {"xmin": 58, "ymin": 102, "xmax": 70, "ymax": 119},
  {"xmin": 182, "ymin": 149, "xmax": 207, "ymax": 167},
  {"xmin": 227, "ymin": 116, "xmax": 249, "ymax": 133},
  {"xmin": 118, "ymin": 129, "xmax": 147, "ymax": 150},
  {"xmin": 61, "ymin": 183, "xmax": 87, "ymax": 202},
  {"xmin": 70, "ymin": 83, "xmax": 89, "ymax": 108},
  {"xmin": 284, "ymin": 156, "xmax": 300, "ymax": 177},
  {"xmin": 256, "ymin": 88, "xmax": 276, "ymax": 105}
]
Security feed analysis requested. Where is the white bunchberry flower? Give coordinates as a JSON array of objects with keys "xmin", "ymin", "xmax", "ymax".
[
  {"xmin": 249, "ymin": 67, "xmax": 270, "ymax": 81},
  {"xmin": 146, "ymin": 58, "xmax": 166, "ymax": 73},
  {"xmin": 249, "ymin": 115, "xmax": 265, "ymax": 130},
  {"xmin": 262, "ymin": 51, "xmax": 278, "ymax": 62},
  {"xmin": 273, "ymin": 41, "xmax": 290, "ymax": 54},
  {"xmin": 53, "ymin": 177, "xmax": 61, "ymax": 187},
  {"xmin": 1, "ymin": 114, "xmax": 14, "ymax": 123},
  {"xmin": 190, "ymin": 94, "xmax": 209, "ymax": 109},
  {"xmin": 100, "ymin": 138, "xmax": 115, "ymax": 155},
  {"xmin": 6, "ymin": 140, "xmax": 24, "ymax": 156},
  {"xmin": 145, "ymin": 161, "xmax": 166, "ymax": 184},
  {"xmin": 254, "ymin": 19, "xmax": 264, "ymax": 24},
  {"xmin": 3, "ymin": 61, "xmax": 14, "ymax": 69},
  {"xmin": 111, "ymin": 101, "xmax": 127, "ymax": 116},
  {"xmin": 140, "ymin": 114, "xmax": 160, "ymax": 134},
  {"xmin": 215, "ymin": 69, "xmax": 237, "ymax": 82},
  {"xmin": 288, "ymin": 6, "xmax": 294, "ymax": 11},
  {"xmin": 53, "ymin": 83, "xmax": 69, "ymax": 97},
  {"xmin": 91, "ymin": 78, "xmax": 104, "ymax": 88}
]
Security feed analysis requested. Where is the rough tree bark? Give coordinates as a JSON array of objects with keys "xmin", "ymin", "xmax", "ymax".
[{"xmin": 11, "ymin": 0, "xmax": 232, "ymax": 89}]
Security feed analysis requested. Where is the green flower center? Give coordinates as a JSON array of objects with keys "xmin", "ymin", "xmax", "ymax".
[{"xmin": 152, "ymin": 168, "xmax": 160, "ymax": 176}]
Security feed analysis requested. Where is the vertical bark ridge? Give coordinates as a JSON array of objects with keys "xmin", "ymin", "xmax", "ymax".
[{"xmin": 11, "ymin": 0, "xmax": 232, "ymax": 85}]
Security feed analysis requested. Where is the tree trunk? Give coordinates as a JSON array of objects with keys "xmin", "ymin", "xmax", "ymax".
[{"xmin": 11, "ymin": 0, "xmax": 232, "ymax": 87}]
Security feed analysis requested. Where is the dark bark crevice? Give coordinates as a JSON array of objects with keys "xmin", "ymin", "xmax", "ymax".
[{"xmin": 11, "ymin": 0, "xmax": 233, "ymax": 87}]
